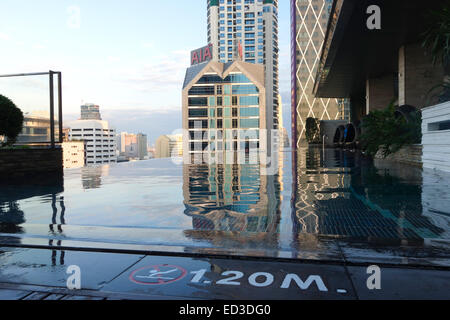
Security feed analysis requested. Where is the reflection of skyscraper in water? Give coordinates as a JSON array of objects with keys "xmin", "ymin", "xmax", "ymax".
[
  {"xmin": 182, "ymin": 159, "xmax": 283, "ymax": 246},
  {"xmin": 81, "ymin": 165, "xmax": 110, "ymax": 190},
  {"xmin": 292, "ymin": 148, "xmax": 351, "ymax": 235},
  {"xmin": 291, "ymin": 149, "xmax": 447, "ymax": 241}
]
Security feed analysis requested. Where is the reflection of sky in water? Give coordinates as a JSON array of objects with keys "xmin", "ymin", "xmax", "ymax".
[{"xmin": 1, "ymin": 150, "xmax": 450, "ymax": 256}]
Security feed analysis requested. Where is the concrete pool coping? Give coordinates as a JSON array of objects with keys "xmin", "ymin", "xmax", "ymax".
[
  {"xmin": 1, "ymin": 233, "xmax": 449, "ymax": 269},
  {"xmin": 0, "ymin": 245, "xmax": 449, "ymax": 301}
]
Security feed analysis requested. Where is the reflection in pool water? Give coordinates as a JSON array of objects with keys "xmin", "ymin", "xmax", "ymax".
[
  {"xmin": 0, "ymin": 148, "xmax": 449, "ymax": 260},
  {"xmin": 292, "ymin": 149, "xmax": 446, "ymax": 240}
]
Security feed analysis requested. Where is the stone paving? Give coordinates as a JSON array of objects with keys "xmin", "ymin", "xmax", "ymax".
[{"xmin": 0, "ymin": 246, "xmax": 449, "ymax": 300}]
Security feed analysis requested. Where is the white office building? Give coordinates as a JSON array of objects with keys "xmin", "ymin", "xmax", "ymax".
[
  {"xmin": 68, "ymin": 120, "xmax": 117, "ymax": 165},
  {"xmin": 62, "ymin": 141, "xmax": 85, "ymax": 169},
  {"xmin": 207, "ymin": 0, "xmax": 280, "ymax": 130}
]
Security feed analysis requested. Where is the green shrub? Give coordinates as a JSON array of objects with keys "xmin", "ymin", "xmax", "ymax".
[
  {"xmin": 305, "ymin": 117, "xmax": 320, "ymax": 144},
  {"xmin": 360, "ymin": 102, "xmax": 422, "ymax": 158},
  {"xmin": 0, "ymin": 95, "xmax": 24, "ymax": 147}
]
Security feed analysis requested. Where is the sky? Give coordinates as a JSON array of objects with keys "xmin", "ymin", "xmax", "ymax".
[{"xmin": 0, "ymin": 0, "xmax": 292, "ymax": 145}]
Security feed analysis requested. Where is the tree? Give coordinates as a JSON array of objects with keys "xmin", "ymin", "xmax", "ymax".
[{"xmin": 0, "ymin": 95, "xmax": 24, "ymax": 147}]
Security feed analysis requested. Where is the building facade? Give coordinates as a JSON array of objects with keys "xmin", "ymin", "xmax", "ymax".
[
  {"xmin": 16, "ymin": 111, "xmax": 59, "ymax": 144},
  {"xmin": 182, "ymin": 60, "xmax": 266, "ymax": 163},
  {"xmin": 291, "ymin": 0, "xmax": 347, "ymax": 147},
  {"xmin": 117, "ymin": 132, "xmax": 148, "ymax": 160},
  {"xmin": 207, "ymin": 0, "xmax": 280, "ymax": 131},
  {"xmin": 155, "ymin": 134, "xmax": 183, "ymax": 159},
  {"xmin": 68, "ymin": 120, "xmax": 117, "ymax": 165},
  {"xmin": 62, "ymin": 141, "xmax": 85, "ymax": 169},
  {"xmin": 80, "ymin": 104, "xmax": 102, "ymax": 120}
]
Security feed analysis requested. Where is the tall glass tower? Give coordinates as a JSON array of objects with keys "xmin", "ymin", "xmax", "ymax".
[
  {"xmin": 291, "ymin": 0, "xmax": 346, "ymax": 147},
  {"xmin": 207, "ymin": 0, "xmax": 280, "ymax": 131}
]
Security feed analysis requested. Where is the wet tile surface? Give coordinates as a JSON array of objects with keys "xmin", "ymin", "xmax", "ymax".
[
  {"xmin": 102, "ymin": 255, "xmax": 356, "ymax": 300},
  {"xmin": 0, "ymin": 247, "xmax": 144, "ymax": 290},
  {"xmin": 338, "ymin": 240, "xmax": 450, "ymax": 267},
  {"xmin": 0, "ymin": 289, "xmax": 30, "ymax": 300},
  {"xmin": 22, "ymin": 292, "xmax": 50, "ymax": 300},
  {"xmin": 0, "ymin": 247, "xmax": 448, "ymax": 300},
  {"xmin": 347, "ymin": 266, "xmax": 450, "ymax": 300}
]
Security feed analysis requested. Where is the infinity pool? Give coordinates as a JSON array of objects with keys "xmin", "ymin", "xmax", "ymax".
[{"xmin": 1, "ymin": 148, "xmax": 449, "ymax": 265}]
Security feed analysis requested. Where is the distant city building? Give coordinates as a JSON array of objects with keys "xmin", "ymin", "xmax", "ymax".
[
  {"xmin": 291, "ymin": 0, "xmax": 348, "ymax": 147},
  {"xmin": 147, "ymin": 147, "xmax": 156, "ymax": 159},
  {"xmin": 16, "ymin": 111, "xmax": 59, "ymax": 144},
  {"xmin": 68, "ymin": 105, "xmax": 117, "ymax": 165},
  {"xmin": 280, "ymin": 127, "xmax": 290, "ymax": 148},
  {"xmin": 116, "ymin": 132, "xmax": 148, "ymax": 160},
  {"xmin": 137, "ymin": 133, "xmax": 148, "ymax": 160},
  {"xmin": 182, "ymin": 59, "xmax": 266, "ymax": 162},
  {"xmin": 155, "ymin": 134, "xmax": 183, "ymax": 159},
  {"xmin": 62, "ymin": 141, "xmax": 85, "ymax": 169},
  {"xmin": 276, "ymin": 94, "xmax": 290, "ymax": 148},
  {"xmin": 207, "ymin": 0, "xmax": 280, "ymax": 130},
  {"xmin": 68, "ymin": 120, "xmax": 117, "ymax": 166},
  {"xmin": 62, "ymin": 128, "xmax": 70, "ymax": 142},
  {"xmin": 80, "ymin": 103, "xmax": 102, "ymax": 120}
]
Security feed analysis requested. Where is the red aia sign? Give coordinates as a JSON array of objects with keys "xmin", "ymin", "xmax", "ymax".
[{"xmin": 191, "ymin": 44, "xmax": 213, "ymax": 66}]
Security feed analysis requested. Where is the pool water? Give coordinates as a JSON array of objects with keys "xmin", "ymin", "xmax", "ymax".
[{"xmin": 1, "ymin": 148, "xmax": 449, "ymax": 263}]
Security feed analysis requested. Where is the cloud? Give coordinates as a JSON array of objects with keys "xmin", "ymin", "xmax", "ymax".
[{"xmin": 113, "ymin": 50, "xmax": 190, "ymax": 93}]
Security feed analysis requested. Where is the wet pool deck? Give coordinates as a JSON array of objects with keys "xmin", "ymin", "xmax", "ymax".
[{"xmin": 0, "ymin": 241, "xmax": 449, "ymax": 300}]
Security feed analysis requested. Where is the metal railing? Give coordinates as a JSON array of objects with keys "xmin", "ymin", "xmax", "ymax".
[{"xmin": 0, "ymin": 71, "xmax": 63, "ymax": 148}]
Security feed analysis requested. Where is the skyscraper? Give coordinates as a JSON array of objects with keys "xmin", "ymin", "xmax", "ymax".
[
  {"xmin": 182, "ymin": 60, "xmax": 266, "ymax": 164},
  {"xmin": 207, "ymin": 0, "xmax": 280, "ymax": 131},
  {"xmin": 291, "ymin": 0, "xmax": 347, "ymax": 147}
]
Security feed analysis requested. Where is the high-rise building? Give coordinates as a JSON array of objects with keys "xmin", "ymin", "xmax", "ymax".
[
  {"xmin": 291, "ymin": 0, "xmax": 347, "ymax": 147},
  {"xmin": 117, "ymin": 132, "xmax": 148, "ymax": 160},
  {"xmin": 137, "ymin": 133, "xmax": 148, "ymax": 160},
  {"xmin": 68, "ymin": 105, "xmax": 117, "ymax": 165},
  {"xmin": 207, "ymin": 0, "xmax": 280, "ymax": 131},
  {"xmin": 182, "ymin": 60, "xmax": 266, "ymax": 163},
  {"xmin": 80, "ymin": 104, "xmax": 102, "ymax": 120}
]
